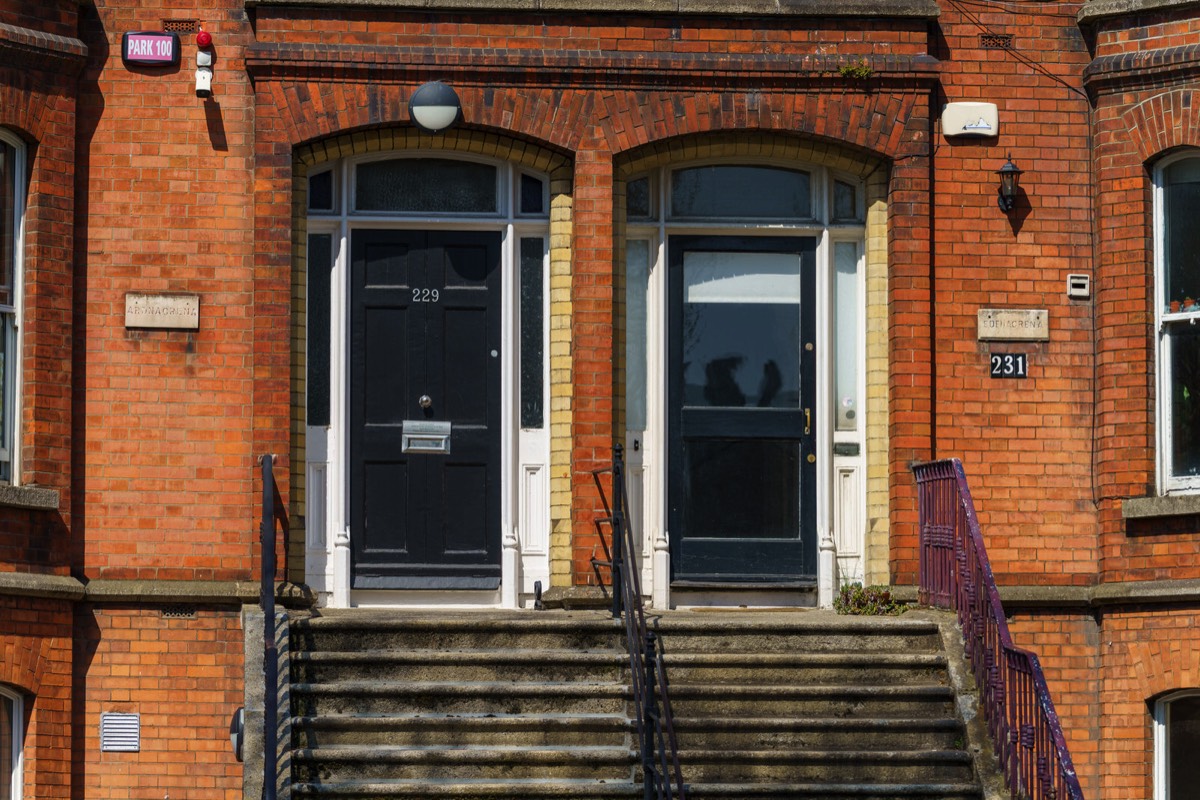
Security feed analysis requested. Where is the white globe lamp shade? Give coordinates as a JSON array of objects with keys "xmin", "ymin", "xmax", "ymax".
[{"xmin": 409, "ymin": 81, "xmax": 462, "ymax": 134}]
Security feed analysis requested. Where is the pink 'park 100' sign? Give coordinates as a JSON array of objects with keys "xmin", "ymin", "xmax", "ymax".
[{"xmin": 121, "ymin": 32, "xmax": 180, "ymax": 67}]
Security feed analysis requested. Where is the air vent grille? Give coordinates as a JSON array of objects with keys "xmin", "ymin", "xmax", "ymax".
[
  {"xmin": 981, "ymin": 33, "xmax": 1014, "ymax": 49},
  {"xmin": 100, "ymin": 712, "xmax": 140, "ymax": 752},
  {"xmin": 162, "ymin": 19, "xmax": 197, "ymax": 33}
]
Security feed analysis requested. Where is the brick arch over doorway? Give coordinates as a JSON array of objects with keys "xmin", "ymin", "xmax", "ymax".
[{"xmin": 287, "ymin": 127, "xmax": 575, "ymax": 584}]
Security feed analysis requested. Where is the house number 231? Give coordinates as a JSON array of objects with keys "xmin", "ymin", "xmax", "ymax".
[
  {"xmin": 989, "ymin": 353, "xmax": 1028, "ymax": 379},
  {"xmin": 412, "ymin": 288, "xmax": 440, "ymax": 303}
]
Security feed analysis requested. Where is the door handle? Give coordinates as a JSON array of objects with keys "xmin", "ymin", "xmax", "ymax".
[
  {"xmin": 804, "ymin": 408, "xmax": 811, "ymax": 435},
  {"xmin": 418, "ymin": 394, "xmax": 433, "ymax": 409}
]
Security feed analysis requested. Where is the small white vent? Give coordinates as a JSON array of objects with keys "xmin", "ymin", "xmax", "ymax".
[
  {"xmin": 1067, "ymin": 274, "xmax": 1091, "ymax": 299},
  {"xmin": 100, "ymin": 712, "xmax": 140, "ymax": 752}
]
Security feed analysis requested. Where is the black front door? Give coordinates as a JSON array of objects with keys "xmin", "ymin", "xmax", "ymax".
[
  {"xmin": 350, "ymin": 229, "xmax": 502, "ymax": 589},
  {"xmin": 668, "ymin": 236, "xmax": 818, "ymax": 583}
]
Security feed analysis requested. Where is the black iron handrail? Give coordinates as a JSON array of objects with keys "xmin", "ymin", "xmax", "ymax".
[
  {"xmin": 260, "ymin": 454, "xmax": 289, "ymax": 800},
  {"xmin": 913, "ymin": 458, "xmax": 1084, "ymax": 800},
  {"xmin": 593, "ymin": 444, "xmax": 686, "ymax": 800}
]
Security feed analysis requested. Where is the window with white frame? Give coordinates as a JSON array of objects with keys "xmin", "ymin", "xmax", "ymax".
[
  {"xmin": 0, "ymin": 686, "xmax": 22, "ymax": 800},
  {"xmin": 1156, "ymin": 154, "xmax": 1200, "ymax": 491},
  {"xmin": 0, "ymin": 132, "xmax": 22, "ymax": 485},
  {"xmin": 1154, "ymin": 690, "xmax": 1200, "ymax": 799}
]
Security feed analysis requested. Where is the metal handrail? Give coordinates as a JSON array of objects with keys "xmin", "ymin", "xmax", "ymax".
[
  {"xmin": 260, "ymin": 455, "xmax": 289, "ymax": 800},
  {"xmin": 913, "ymin": 458, "xmax": 1084, "ymax": 800},
  {"xmin": 593, "ymin": 445, "xmax": 687, "ymax": 800}
]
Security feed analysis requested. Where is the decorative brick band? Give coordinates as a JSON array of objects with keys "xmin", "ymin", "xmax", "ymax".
[
  {"xmin": 1083, "ymin": 43, "xmax": 1200, "ymax": 92},
  {"xmin": 0, "ymin": 21, "xmax": 87, "ymax": 74}
]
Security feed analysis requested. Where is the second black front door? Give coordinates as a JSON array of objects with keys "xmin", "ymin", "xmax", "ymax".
[
  {"xmin": 668, "ymin": 235, "xmax": 818, "ymax": 583},
  {"xmin": 350, "ymin": 229, "xmax": 502, "ymax": 589}
]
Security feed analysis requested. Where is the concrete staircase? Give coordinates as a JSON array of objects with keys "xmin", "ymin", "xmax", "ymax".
[{"xmin": 283, "ymin": 609, "xmax": 988, "ymax": 799}]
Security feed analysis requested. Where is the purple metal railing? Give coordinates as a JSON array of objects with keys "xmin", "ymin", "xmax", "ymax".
[
  {"xmin": 260, "ymin": 454, "xmax": 290, "ymax": 800},
  {"xmin": 593, "ymin": 445, "xmax": 687, "ymax": 800},
  {"xmin": 913, "ymin": 459, "xmax": 1084, "ymax": 800}
]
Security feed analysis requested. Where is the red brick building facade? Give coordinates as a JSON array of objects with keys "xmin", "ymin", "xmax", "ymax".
[{"xmin": 0, "ymin": 0, "xmax": 1197, "ymax": 797}]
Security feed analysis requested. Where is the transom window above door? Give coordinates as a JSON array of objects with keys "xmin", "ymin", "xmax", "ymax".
[
  {"xmin": 625, "ymin": 162, "xmax": 863, "ymax": 225},
  {"xmin": 307, "ymin": 155, "xmax": 550, "ymax": 219}
]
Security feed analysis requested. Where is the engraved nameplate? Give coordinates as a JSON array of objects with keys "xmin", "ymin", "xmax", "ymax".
[
  {"xmin": 125, "ymin": 293, "xmax": 200, "ymax": 330},
  {"xmin": 977, "ymin": 309, "xmax": 1048, "ymax": 341}
]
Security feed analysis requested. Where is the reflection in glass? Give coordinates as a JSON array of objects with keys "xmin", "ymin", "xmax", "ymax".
[
  {"xmin": 682, "ymin": 252, "xmax": 800, "ymax": 408},
  {"xmin": 307, "ymin": 234, "xmax": 333, "ymax": 427},
  {"xmin": 356, "ymin": 158, "xmax": 497, "ymax": 214},
  {"xmin": 520, "ymin": 173, "xmax": 545, "ymax": 215},
  {"xmin": 834, "ymin": 242, "xmax": 858, "ymax": 431},
  {"xmin": 0, "ymin": 140, "xmax": 12, "ymax": 305},
  {"xmin": 1169, "ymin": 695, "xmax": 1200, "ymax": 795},
  {"xmin": 627, "ymin": 177, "xmax": 651, "ymax": 219},
  {"xmin": 683, "ymin": 439, "xmax": 800, "ymax": 539},
  {"xmin": 833, "ymin": 180, "xmax": 858, "ymax": 222},
  {"xmin": 626, "ymin": 240, "xmax": 650, "ymax": 431},
  {"xmin": 1164, "ymin": 159, "xmax": 1200, "ymax": 314},
  {"xmin": 308, "ymin": 170, "xmax": 334, "ymax": 212},
  {"xmin": 1171, "ymin": 326, "xmax": 1200, "ymax": 477},
  {"xmin": 520, "ymin": 238, "xmax": 544, "ymax": 429},
  {"xmin": 671, "ymin": 165, "xmax": 811, "ymax": 220},
  {"xmin": 0, "ymin": 694, "xmax": 11, "ymax": 800}
]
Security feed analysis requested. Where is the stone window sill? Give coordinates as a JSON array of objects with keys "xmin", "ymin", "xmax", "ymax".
[
  {"xmin": 1122, "ymin": 494, "xmax": 1200, "ymax": 519},
  {"xmin": 0, "ymin": 483, "xmax": 60, "ymax": 511}
]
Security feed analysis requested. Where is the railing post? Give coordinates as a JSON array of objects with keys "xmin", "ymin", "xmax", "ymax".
[
  {"xmin": 260, "ymin": 455, "xmax": 278, "ymax": 800},
  {"xmin": 611, "ymin": 443, "xmax": 625, "ymax": 619}
]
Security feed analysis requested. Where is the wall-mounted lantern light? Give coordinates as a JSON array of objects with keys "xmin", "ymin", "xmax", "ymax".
[
  {"xmin": 996, "ymin": 156, "xmax": 1023, "ymax": 212},
  {"xmin": 408, "ymin": 81, "xmax": 462, "ymax": 134}
]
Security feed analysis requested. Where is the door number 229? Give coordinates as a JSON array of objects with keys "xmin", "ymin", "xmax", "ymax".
[
  {"xmin": 989, "ymin": 353, "xmax": 1028, "ymax": 379},
  {"xmin": 413, "ymin": 288, "xmax": 440, "ymax": 303}
]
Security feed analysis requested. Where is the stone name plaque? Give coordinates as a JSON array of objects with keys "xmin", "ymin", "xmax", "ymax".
[
  {"xmin": 977, "ymin": 308, "xmax": 1048, "ymax": 341},
  {"xmin": 125, "ymin": 293, "xmax": 199, "ymax": 330}
]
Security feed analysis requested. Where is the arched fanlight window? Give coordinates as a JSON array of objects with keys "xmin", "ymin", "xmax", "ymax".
[{"xmin": 1154, "ymin": 689, "xmax": 1200, "ymax": 799}]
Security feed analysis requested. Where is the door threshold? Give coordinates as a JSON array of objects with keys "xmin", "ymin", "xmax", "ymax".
[
  {"xmin": 671, "ymin": 580, "xmax": 818, "ymax": 590},
  {"xmin": 669, "ymin": 581, "xmax": 818, "ymax": 610}
]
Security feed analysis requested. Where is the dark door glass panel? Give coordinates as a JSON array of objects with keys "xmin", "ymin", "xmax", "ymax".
[
  {"xmin": 520, "ymin": 173, "xmax": 545, "ymax": 215},
  {"xmin": 1165, "ymin": 159, "xmax": 1200, "ymax": 312},
  {"xmin": 1170, "ymin": 325, "xmax": 1200, "ymax": 477},
  {"xmin": 520, "ymin": 238, "xmax": 544, "ymax": 429},
  {"xmin": 356, "ymin": 158, "xmax": 498, "ymax": 214},
  {"xmin": 683, "ymin": 303, "xmax": 799, "ymax": 408},
  {"xmin": 671, "ymin": 166, "xmax": 811, "ymax": 219},
  {"xmin": 307, "ymin": 233, "xmax": 333, "ymax": 426},
  {"xmin": 627, "ymin": 176, "xmax": 651, "ymax": 219},
  {"xmin": 683, "ymin": 439, "xmax": 800, "ymax": 539},
  {"xmin": 308, "ymin": 170, "xmax": 334, "ymax": 212},
  {"xmin": 1169, "ymin": 696, "xmax": 1200, "ymax": 796}
]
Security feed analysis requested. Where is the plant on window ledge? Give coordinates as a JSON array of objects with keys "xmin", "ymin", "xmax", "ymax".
[{"xmin": 833, "ymin": 582, "xmax": 906, "ymax": 615}]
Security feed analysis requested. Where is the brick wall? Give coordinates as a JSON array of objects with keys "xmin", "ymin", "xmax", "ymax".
[
  {"xmin": 76, "ymin": 1, "xmax": 258, "ymax": 581},
  {"xmin": 74, "ymin": 606, "xmax": 244, "ymax": 799}
]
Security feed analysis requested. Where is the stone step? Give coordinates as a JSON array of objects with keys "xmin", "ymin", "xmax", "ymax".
[
  {"xmin": 292, "ymin": 680, "xmax": 629, "ymax": 716},
  {"xmin": 293, "ymin": 712, "xmax": 632, "ymax": 748},
  {"xmin": 665, "ymin": 683, "xmax": 956, "ymax": 718},
  {"xmin": 650, "ymin": 615, "xmax": 943, "ymax": 656},
  {"xmin": 660, "ymin": 651, "xmax": 948, "ymax": 685},
  {"xmin": 291, "ymin": 610, "xmax": 621, "ymax": 654},
  {"xmin": 682, "ymin": 782, "xmax": 982, "ymax": 799},
  {"xmin": 293, "ymin": 648, "xmax": 625, "ymax": 684},
  {"xmin": 295, "ymin": 745, "xmax": 635, "ymax": 781},
  {"xmin": 676, "ymin": 748, "xmax": 975, "ymax": 783},
  {"xmin": 291, "ymin": 778, "xmax": 641, "ymax": 799},
  {"xmin": 669, "ymin": 715, "xmax": 965, "ymax": 751}
]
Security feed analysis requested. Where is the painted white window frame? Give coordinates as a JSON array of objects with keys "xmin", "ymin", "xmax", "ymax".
[
  {"xmin": 1154, "ymin": 689, "xmax": 1200, "ymax": 800},
  {"xmin": 624, "ymin": 159, "xmax": 867, "ymax": 607},
  {"xmin": 304, "ymin": 153, "xmax": 552, "ymax": 608},
  {"xmin": 1155, "ymin": 151, "xmax": 1200, "ymax": 494},
  {"xmin": 0, "ymin": 686, "xmax": 22, "ymax": 800},
  {"xmin": 0, "ymin": 129, "xmax": 24, "ymax": 486}
]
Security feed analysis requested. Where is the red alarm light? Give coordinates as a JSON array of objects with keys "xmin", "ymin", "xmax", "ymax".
[{"xmin": 196, "ymin": 29, "xmax": 212, "ymax": 48}]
